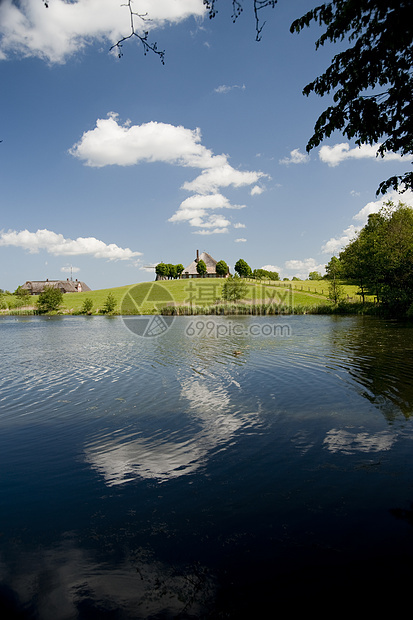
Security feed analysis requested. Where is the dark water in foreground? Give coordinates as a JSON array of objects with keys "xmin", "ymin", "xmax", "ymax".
[{"xmin": 1, "ymin": 314, "xmax": 413, "ymax": 618}]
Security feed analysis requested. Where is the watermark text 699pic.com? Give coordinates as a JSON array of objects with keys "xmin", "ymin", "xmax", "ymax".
[{"xmin": 184, "ymin": 319, "xmax": 291, "ymax": 339}]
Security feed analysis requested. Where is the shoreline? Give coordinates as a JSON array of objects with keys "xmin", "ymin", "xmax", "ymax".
[{"xmin": 0, "ymin": 300, "xmax": 383, "ymax": 318}]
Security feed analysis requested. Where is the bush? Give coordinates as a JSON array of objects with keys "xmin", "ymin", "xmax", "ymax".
[
  {"xmin": 37, "ymin": 287, "xmax": 63, "ymax": 314},
  {"xmin": 80, "ymin": 298, "xmax": 94, "ymax": 314},
  {"xmin": 102, "ymin": 293, "xmax": 117, "ymax": 314},
  {"xmin": 221, "ymin": 275, "xmax": 249, "ymax": 301}
]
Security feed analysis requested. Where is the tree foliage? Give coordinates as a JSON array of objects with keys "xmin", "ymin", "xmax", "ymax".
[
  {"xmin": 291, "ymin": 1, "xmax": 413, "ymax": 194},
  {"xmin": 234, "ymin": 258, "xmax": 252, "ymax": 278},
  {"xmin": 339, "ymin": 202, "xmax": 413, "ymax": 313},
  {"xmin": 216, "ymin": 260, "xmax": 229, "ymax": 276},
  {"xmin": 196, "ymin": 259, "xmax": 207, "ymax": 277},
  {"xmin": 221, "ymin": 274, "xmax": 249, "ymax": 301},
  {"xmin": 80, "ymin": 297, "xmax": 94, "ymax": 314},
  {"xmin": 102, "ymin": 293, "xmax": 117, "ymax": 314},
  {"xmin": 155, "ymin": 262, "xmax": 183, "ymax": 279},
  {"xmin": 14, "ymin": 285, "xmax": 30, "ymax": 298},
  {"xmin": 37, "ymin": 286, "xmax": 63, "ymax": 314},
  {"xmin": 327, "ymin": 279, "xmax": 345, "ymax": 305},
  {"xmin": 205, "ymin": 1, "xmax": 412, "ymax": 195},
  {"xmin": 308, "ymin": 271, "xmax": 323, "ymax": 280},
  {"xmin": 253, "ymin": 268, "xmax": 279, "ymax": 280},
  {"xmin": 325, "ymin": 256, "xmax": 344, "ymax": 280}
]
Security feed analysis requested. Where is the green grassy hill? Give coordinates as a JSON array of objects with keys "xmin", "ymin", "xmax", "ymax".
[
  {"xmin": 60, "ymin": 278, "xmax": 369, "ymax": 315},
  {"xmin": 1, "ymin": 278, "xmax": 374, "ymax": 316}
]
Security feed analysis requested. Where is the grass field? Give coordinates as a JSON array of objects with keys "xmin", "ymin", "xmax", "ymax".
[{"xmin": 1, "ymin": 278, "xmax": 375, "ymax": 316}]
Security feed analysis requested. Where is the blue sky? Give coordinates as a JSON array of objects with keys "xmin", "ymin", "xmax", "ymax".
[{"xmin": 0, "ymin": 0, "xmax": 411, "ymax": 291}]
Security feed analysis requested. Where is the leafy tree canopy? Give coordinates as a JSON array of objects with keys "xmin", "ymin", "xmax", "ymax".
[
  {"xmin": 308, "ymin": 271, "xmax": 323, "ymax": 280},
  {"xmin": 102, "ymin": 292, "xmax": 117, "ymax": 314},
  {"xmin": 14, "ymin": 285, "xmax": 30, "ymax": 297},
  {"xmin": 216, "ymin": 260, "xmax": 229, "ymax": 276},
  {"xmin": 234, "ymin": 258, "xmax": 252, "ymax": 278},
  {"xmin": 339, "ymin": 202, "xmax": 413, "ymax": 313},
  {"xmin": 291, "ymin": 1, "xmax": 413, "ymax": 195},
  {"xmin": 253, "ymin": 268, "xmax": 280, "ymax": 280},
  {"xmin": 196, "ymin": 259, "xmax": 207, "ymax": 276},
  {"xmin": 206, "ymin": 1, "xmax": 412, "ymax": 195},
  {"xmin": 80, "ymin": 297, "xmax": 94, "ymax": 314},
  {"xmin": 325, "ymin": 256, "xmax": 344, "ymax": 280},
  {"xmin": 155, "ymin": 262, "xmax": 183, "ymax": 279},
  {"xmin": 37, "ymin": 286, "xmax": 63, "ymax": 314},
  {"xmin": 221, "ymin": 275, "xmax": 249, "ymax": 301}
]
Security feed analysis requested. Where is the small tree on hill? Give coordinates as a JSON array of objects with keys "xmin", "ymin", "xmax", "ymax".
[
  {"xmin": 155, "ymin": 262, "xmax": 169, "ymax": 280},
  {"xmin": 234, "ymin": 258, "xmax": 252, "ymax": 278},
  {"xmin": 102, "ymin": 293, "xmax": 117, "ymax": 314},
  {"xmin": 37, "ymin": 286, "xmax": 63, "ymax": 314},
  {"xmin": 221, "ymin": 275, "xmax": 248, "ymax": 301},
  {"xmin": 308, "ymin": 271, "xmax": 323, "ymax": 280},
  {"xmin": 176, "ymin": 264, "xmax": 184, "ymax": 278},
  {"xmin": 196, "ymin": 259, "xmax": 207, "ymax": 277},
  {"xmin": 325, "ymin": 256, "xmax": 344, "ymax": 280},
  {"xmin": 80, "ymin": 298, "xmax": 94, "ymax": 314},
  {"xmin": 167, "ymin": 264, "xmax": 177, "ymax": 279},
  {"xmin": 216, "ymin": 260, "xmax": 229, "ymax": 277},
  {"xmin": 328, "ymin": 280, "xmax": 345, "ymax": 306},
  {"xmin": 14, "ymin": 285, "xmax": 30, "ymax": 299}
]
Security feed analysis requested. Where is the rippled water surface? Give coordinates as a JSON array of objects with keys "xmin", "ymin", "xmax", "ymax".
[{"xmin": 1, "ymin": 314, "xmax": 413, "ymax": 617}]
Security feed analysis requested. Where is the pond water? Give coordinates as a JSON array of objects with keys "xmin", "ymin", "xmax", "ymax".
[{"xmin": 1, "ymin": 314, "xmax": 413, "ymax": 618}]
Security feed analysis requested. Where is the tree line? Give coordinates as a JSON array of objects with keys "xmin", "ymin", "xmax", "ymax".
[
  {"xmin": 326, "ymin": 202, "xmax": 413, "ymax": 316},
  {"xmin": 155, "ymin": 258, "xmax": 280, "ymax": 280}
]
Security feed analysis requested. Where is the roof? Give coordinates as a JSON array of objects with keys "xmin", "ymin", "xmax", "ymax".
[
  {"xmin": 21, "ymin": 280, "xmax": 91, "ymax": 293},
  {"xmin": 183, "ymin": 251, "xmax": 218, "ymax": 275}
]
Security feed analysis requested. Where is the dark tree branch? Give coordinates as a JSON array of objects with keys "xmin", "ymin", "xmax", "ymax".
[
  {"xmin": 110, "ymin": 1, "xmax": 165, "ymax": 63},
  {"xmin": 203, "ymin": 1, "xmax": 278, "ymax": 41}
]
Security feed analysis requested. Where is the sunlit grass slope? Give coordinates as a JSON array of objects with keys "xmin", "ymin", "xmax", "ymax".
[{"xmin": 59, "ymin": 278, "xmax": 368, "ymax": 315}]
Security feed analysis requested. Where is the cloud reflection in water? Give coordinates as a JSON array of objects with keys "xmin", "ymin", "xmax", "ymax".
[{"xmin": 84, "ymin": 371, "xmax": 259, "ymax": 486}]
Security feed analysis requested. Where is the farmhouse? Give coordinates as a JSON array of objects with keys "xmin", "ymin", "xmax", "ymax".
[
  {"xmin": 21, "ymin": 279, "xmax": 92, "ymax": 295},
  {"xmin": 181, "ymin": 250, "xmax": 229, "ymax": 278}
]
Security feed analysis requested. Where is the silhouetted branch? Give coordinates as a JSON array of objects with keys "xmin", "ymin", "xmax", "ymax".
[
  {"xmin": 204, "ymin": 1, "xmax": 278, "ymax": 41},
  {"xmin": 110, "ymin": 1, "xmax": 165, "ymax": 63}
]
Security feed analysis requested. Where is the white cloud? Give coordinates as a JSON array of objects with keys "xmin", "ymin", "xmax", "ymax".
[
  {"xmin": 214, "ymin": 84, "xmax": 246, "ymax": 94},
  {"xmin": 0, "ymin": 0, "xmax": 206, "ymax": 63},
  {"xmin": 0, "ymin": 228, "xmax": 142, "ymax": 260},
  {"xmin": 234, "ymin": 238, "xmax": 247, "ymax": 243},
  {"xmin": 71, "ymin": 114, "xmax": 265, "ymax": 234},
  {"xmin": 353, "ymin": 189, "xmax": 413, "ymax": 225},
  {"xmin": 321, "ymin": 189, "xmax": 413, "ymax": 255},
  {"xmin": 168, "ymin": 194, "xmax": 240, "ymax": 231},
  {"xmin": 234, "ymin": 223, "xmax": 246, "ymax": 229},
  {"xmin": 284, "ymin": 258, "xmax": 325, "ymax": 279},
  {"xmin": 321, "ymin": 225, "xmax": 359, "ymax": 255},
  {"xmin": 250, "ymin": 185, "xmax": 264, "ymax": 196},
  {"xmin": 183, "ymin": 163, "xmax": 265, "ymax": 195},
  {"xmin": 279, "ymin": 148, "xmax": 310, "ymax": 165},
  {"xmin": 261, "ymin": 264, "xmax": 280, "ymax": 273},
  {"xmin": 319, "ymin": 142, "xmax": 406, "ymax": 167},
  {"xmin": 70, "ymin": 114, "xmax": 219, "ymax": 169},
  {"xmin": 194, "ymin": 228, "xmax": 229, "ymax": 235},
  {"xmin": 60, "ymin": 265, "xmax": 80, "ymax": 273}
]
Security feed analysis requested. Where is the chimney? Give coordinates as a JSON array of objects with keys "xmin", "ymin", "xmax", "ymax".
[{"xmin": 196, "ymin": 250, "xmax": 199, "ymax": 261}]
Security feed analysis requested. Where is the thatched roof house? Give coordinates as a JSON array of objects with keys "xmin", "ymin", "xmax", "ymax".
[
  {"xmin": 21, "ymin": 279, "xmax": 91, "ymax": 295},
  {"xmin": 181, "ymin": 250, "xmax": 229, "ymax": 278}
]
